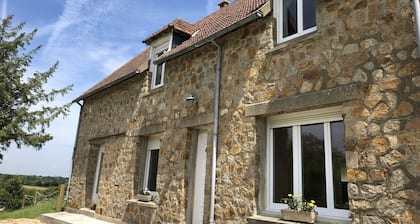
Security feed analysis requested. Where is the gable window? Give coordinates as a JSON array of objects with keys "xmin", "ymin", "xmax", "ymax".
[
  {"xmin": 267, "ymin": 107, "xmax": 349, "ymax": 220},
  {"xmin": 274, "ymin": 0, "xmax": 317, "ymax": 43},
  {"xmin": 151, "ymin": 44, "xmax": 168, "ymax": 89},
  {"xmin": 144, "ymin": 135, "xmax": 160, "ymax": 193}
]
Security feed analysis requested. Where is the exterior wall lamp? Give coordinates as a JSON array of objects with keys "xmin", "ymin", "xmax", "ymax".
[{"xmin": 185, "ymin": 94, "xmax": 197, "ymax": 101}]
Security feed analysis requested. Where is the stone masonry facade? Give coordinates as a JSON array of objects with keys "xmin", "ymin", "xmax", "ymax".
[{"xmin": 67, "ymin": 0, "xmax": 419, "ymax": 223}]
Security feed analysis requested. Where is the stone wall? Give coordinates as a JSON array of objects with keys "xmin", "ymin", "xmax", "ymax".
[
  {"xmin": 67, "ymin": 75, "xmax": 144, "ymax": 214},
  {"xmin": 68, "ymin": 0, "xmax": 419, "ymax": 223}
]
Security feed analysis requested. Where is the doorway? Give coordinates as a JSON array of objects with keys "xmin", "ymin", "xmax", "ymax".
[
  {"xmin": 192, "ymin": 130, "xmax": 208, "ymax": 223},
  {"xmin": 92, "ymin": 146, "xmax": 104, "ymax": 204}
]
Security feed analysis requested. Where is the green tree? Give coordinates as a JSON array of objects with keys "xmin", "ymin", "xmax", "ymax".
[
  {"xmin": 0, "ymin": 15, "xmax": 72, "ymax": 161},
  {"xmin": 0, "ymin": 177, "xmax": 23, "ymax": 210}
]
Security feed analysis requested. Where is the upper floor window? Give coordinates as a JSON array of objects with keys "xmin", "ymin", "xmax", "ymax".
[
  {"xmin": 266, "ymin": 107, "xmax": 349, "ymax": 220},
  {"xmin": 274, "ymin": 0, "xmax": 317, "ymax": 43},
  {"xmin": 151, "ymin": 43, "xmax": 169, "ymax": 89}
]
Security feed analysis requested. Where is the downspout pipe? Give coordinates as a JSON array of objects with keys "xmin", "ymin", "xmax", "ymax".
[
  {"xmin": 209, "ymin": 40, "xmax": 222, "ymax": 224},
  {"xmin": 65, "ymin": 100, "xmax": 84, "ymax": 201},
  {"xmin": 413, "ymin": 0, "xmax": 420, "ymax": 55}
]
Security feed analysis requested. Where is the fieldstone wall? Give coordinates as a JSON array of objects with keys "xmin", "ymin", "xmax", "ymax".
[
  {"xmin": 68, "ymin": 0, "xmax": 419, "ymax": 223},
  {"xmin": 67, "ymin": 75, "xmax": 144, "ymax": 216}
]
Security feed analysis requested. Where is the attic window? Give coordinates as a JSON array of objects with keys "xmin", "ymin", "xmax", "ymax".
[
  {"xmin": 151, "ymin": 43, "xmax": 169, "ymax": 89},
  {"xmin": 274, "ymin": 0, "xmax": 317, "ymax": 43}
]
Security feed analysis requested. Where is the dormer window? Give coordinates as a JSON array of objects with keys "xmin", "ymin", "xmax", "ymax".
[
  {"xmin": 151, "ymin": 42, "xmax": 169, "ymax": 89},
  {"xmin": 274, "ymin": 0, "xmax": 317, "ymax": 43}
]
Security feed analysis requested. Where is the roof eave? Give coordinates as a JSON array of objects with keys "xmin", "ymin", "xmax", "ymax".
[
  {"xmin": 73, "ymin": 70, "xmax": 140, "ymax": 103},
  {"xmin": 155, "ymin": 4, "xmax": 270, "ymax": 65}
]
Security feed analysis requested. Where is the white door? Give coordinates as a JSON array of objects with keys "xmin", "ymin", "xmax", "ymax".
[
  {"xmin": 92, "ymin": 147, "xmax": 104, "ymax": 204},
  {"xmin": 192, "ymin": 131, "xmax": 208, "ymax": 223}
]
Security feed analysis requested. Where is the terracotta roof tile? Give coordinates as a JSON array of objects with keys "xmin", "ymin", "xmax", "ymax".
[
  {"xmin": 161, "ymin": 0, "xmax": 268, "ymax": 60},
  {"xmin": 75, "ymin": 48, "xmax": 150, "ymax": 101},
  {"xmin": 143, "ymin": 18, "xmax": 195, "ymax": 44}
]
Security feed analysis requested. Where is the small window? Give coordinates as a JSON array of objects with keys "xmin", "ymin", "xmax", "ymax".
[
  {"xmin": 274, "ymin": 0, "xmax": 317, "ymax": 43},
  {"xmin": 144, "ymin": 135, "xmax": 160, "ymax": 193},
  {"xmin": 267, "ymin": 107, "xmax": 349, "ymax": 219},
  {"xmin": 151, "ymin": 44, "xmax": 168, "ymax": 89}
]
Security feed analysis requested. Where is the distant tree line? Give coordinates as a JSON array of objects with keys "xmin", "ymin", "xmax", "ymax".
[{"xmin": 0, "ymin": 174, "xmax": 68, "ymax": 187}]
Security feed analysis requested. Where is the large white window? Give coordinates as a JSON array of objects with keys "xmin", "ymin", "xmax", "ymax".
[
  {"xmin": 151, "ymin": 43, "xmax": 168, "ymax": 89},
  {"xmin": 144, "ymin": 135, "xmax": 160, "ymax": 194},
  {"xmin": 274, "ymin": 0, "xmax": 317, "ymax": 43},
  {"xmin": 267, "ymin": 107, "xmax": 349, "ymax": 220}
]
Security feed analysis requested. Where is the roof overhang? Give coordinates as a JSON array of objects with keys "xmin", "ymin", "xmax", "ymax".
[{"xmin": 154, "ymin": 1, "xmax": 271, "ymax": 65}]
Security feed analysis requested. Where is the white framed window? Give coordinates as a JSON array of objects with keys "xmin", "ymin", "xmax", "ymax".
[
  {"xmin": 266, "ymin": 106, "xmax": 349, "ymax": 220},
  {"xmin": 151, "ymin": 43, "xmax": 169, "ymax": 89},
  {"xmin": 143, "ymin": 135, "xmax": 160, "ymax": 194},
  {"xmin": 274, "ymin": 0, "xmax": 317, "ymax": 43}
]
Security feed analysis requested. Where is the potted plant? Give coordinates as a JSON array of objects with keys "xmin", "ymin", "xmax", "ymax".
[
  {"xmin": 281, "ymin": 194, "xmax": 318, "ymax": 223},
  {"xmin": 138, "ymin": 188, "xmax": 153, "ymax": 202}
]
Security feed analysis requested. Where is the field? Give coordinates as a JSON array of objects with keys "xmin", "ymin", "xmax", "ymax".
[
  {"xmin": 22, "ymin": 185, "xmax": 49, "ymax": 191},
  {"xmin": 0, "ymin": 197, "xmax": 62, "ymax": 220}
]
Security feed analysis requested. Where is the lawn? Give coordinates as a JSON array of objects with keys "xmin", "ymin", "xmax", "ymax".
[{"xmin": 0, "ymin": 197, "xmax": 63, "ymax": 220}]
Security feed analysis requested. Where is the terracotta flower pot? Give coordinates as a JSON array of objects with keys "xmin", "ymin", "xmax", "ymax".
[{"xmin": 281, "ymin": 209, "xmax": 318, "ymax": 223}]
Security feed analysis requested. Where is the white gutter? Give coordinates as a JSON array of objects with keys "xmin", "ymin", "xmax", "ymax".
[{"xmin": 414, "ymin": 0, "xmax": 420, "ymax": 55}]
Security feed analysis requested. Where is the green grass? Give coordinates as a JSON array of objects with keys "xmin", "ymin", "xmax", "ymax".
[{"xmin": 0, "ymin": 197, "xmax": 64, "ymax": 220}]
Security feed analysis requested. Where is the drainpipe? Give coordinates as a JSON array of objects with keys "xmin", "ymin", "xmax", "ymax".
[
  {"xmin": 65, "ymin": 100, "xmax": 84, "ymax": 201},
  {"xmin": 209, "ymin": 40, "xmax": 222, "ymax": 224},
  {"xmin": 413, "ymin": 0, "xmax": 420, "ymax": 55}
]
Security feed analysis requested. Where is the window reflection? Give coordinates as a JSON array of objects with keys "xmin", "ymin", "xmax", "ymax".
[
  {"xmin": 331, "ymin": 121, "xmax": 349, "ymax": 209},
  {"xmin": 273, "ymin": 127, "xmax": 293, "ymax": 203},
  {"xmin": 301, "ymin": 123, "xmax": 326, "ymax": 207}
]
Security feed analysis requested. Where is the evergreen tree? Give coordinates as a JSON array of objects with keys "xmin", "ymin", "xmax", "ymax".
[
  {"xmin": 0, "ymin": 16, "xmax": 72, "ymax": 161},
  {"xmin": 0, "ymin": 177, "xmax": 23, "ymax": 210}
]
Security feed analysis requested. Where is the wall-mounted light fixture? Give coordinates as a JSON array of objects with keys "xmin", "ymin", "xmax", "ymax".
[{"xmin": 185, "ymin": 94, "xmax": 197, "ymax": 101}]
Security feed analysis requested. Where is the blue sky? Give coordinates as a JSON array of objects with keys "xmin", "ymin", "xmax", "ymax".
[{"xmin": 0, "ymin": 0, "xmax": 221, "ymax": 177}]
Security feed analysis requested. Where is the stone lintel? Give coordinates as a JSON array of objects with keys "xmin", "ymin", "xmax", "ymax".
[
  {"xmin": 180, "ymin": 112, "xmax": 214, "ymax": 128},
  {"xmin": 245, "ymin": 83, "xmax": 362, "ymax": 117},
  {"xmin": 88, "ymin": 132, "xmax": 126, "ymax": 145},
  {"xmin": 132, "ymin": 122, "xmax": 167, "ymax": 136}
]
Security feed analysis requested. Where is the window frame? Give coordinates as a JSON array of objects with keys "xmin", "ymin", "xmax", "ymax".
[
  {"xmin": 151, "ymin": 43, "xmax": 169, "ymax": 89},
  {"xmin": 143, "ymin": 135, "xmax": 160, "ymax": 195},
  {"xmin": 274, "ymin": 0, "xmax": 317, "ymax": 43},
  {"xmin": 266, "ymin": 106, "xmax": 350, "ymax": 220}
]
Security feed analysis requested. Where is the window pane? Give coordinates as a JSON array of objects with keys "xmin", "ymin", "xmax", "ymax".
[
  {"xmin": 303, "ymin": 0, "xmax": 316, "ymax": 30},
  {"xmin": 154, "ymin": 51, "xmax": 165, "ymax": 86},
  {"xmin": 301, "ymin": 123, "xmax": 326, "ymax": 207},
  {"xmin": 331, "ymin": 121, "xmax": 349, "ymax": 209},
  {"xmin": 155, "ymin": 64, "xmax": 163, "ymax": 86},
  {"xmin": 283, "ymin": 0, "xmax": 297, "ymax": 37},
  {"xmin": 273, "ymin": 127, "xmax": 293, "ymax": 203},
  {"xmin": 147, "ymin": 149, "xmax": 159, "ymax": 191}
]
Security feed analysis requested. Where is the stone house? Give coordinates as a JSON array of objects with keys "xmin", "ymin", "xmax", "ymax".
[{"xmin": 67, "ymin": 0, "xmax": 419, "ymax": 223}]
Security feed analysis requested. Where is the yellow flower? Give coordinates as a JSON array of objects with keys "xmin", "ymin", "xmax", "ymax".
[{"xmin": 288, "ymin": 194, "xmax": 292, "ymax": 197}]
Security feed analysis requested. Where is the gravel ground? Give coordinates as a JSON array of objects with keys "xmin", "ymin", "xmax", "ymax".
[{"xmin": 0, "ymin": 219, "xmax": 42, "ymax": 224}]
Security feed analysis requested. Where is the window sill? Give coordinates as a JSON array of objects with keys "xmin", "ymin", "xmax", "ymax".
[
  {"xmin": 126, "ymin": 199, "xmax": 158, "ymax": 209},
  {"xmin": 266, "ymin": 31, "xmax": 321, "ymax": 56},
  {"xmin": 248, "ymin": 214, "xmax": 351, "ymax": 224}
]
